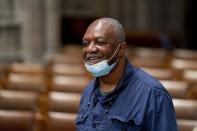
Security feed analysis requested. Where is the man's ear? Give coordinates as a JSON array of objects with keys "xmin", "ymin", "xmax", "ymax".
[{"xmin": 119, "ymin": 42, "xmax": 127, "ymax": 56}]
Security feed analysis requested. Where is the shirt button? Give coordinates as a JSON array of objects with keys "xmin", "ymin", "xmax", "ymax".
[{"xmin": 105, "ymin": 109, "xmax": 109, "ymax": 113}]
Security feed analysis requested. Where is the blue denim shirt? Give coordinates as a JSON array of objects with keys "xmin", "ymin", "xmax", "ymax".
[{"xmin": 76, "ymin": 61, "xmax": 177, "ymax": 131}]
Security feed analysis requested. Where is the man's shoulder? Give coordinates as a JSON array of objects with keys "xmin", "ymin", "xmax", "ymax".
[
  {"xmin": 131, "ymin": 67, "xmax": 165, "ymax": 90},
  {"xmin": 123, "ymin": 64, "xmax": 170, "ymax": 101}
]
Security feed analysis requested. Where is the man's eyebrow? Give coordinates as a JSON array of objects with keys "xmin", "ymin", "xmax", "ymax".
[{"xmin": 96, "ymin": 37, "xmax": 106, "ymax": 41}]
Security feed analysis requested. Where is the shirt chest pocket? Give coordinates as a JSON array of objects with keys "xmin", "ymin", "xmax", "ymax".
[
  {"xmin": 76, "ymin": 114, "xmax": 88, "ymax": 124},
  {"xmin": 76, "ymin": 103, "xmax": 90, "ymax": 128},
  {"xmin": 107, "ymin": 116, "xmax": 141, "ymax": 131}
]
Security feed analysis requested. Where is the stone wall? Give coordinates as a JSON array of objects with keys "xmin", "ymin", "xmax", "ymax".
[{"xmin": 0, "ymin": 0, "xmax": 184, "ymax": 64}]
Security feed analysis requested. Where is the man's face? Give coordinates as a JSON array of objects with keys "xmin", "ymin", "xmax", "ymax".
[{"xmin": 82, "ymin": 20, "xmax": 118, "ymax": 65}]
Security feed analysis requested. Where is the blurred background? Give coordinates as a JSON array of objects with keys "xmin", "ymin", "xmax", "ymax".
[
  {"xmin": 0, "ymin": 0, "xmax": 195, "ymax": 63},
  {"xmin": 0, "ymin": 0, "xmax": 196, "ymax": 131}
]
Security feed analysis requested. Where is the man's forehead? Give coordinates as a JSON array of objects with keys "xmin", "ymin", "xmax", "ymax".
[
  {"xmin": 84, "ymin": 20, "xmax": 114, "ymax": 38},
  {"xmin": 94, "ymin": 21, "xmax": 103, "ymax": 31}
]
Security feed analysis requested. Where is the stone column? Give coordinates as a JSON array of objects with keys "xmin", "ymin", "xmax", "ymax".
[
  {"xmin": 44, "ymin": 0, "xmax": 61, "ymax": 57},
  {"xmin": 21, "ymin": 0, "xmax": 44, "ymax": 62}
]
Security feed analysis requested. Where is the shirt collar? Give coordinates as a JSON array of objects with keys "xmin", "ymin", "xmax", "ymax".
[{"xmin": 92, "ymin": 59, "xmax": 136, "ymax": 104}]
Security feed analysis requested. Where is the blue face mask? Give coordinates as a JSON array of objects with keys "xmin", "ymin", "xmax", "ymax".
[{"xmin": 84, "ymin": 44, "xmax": 120, "ymax": 77}]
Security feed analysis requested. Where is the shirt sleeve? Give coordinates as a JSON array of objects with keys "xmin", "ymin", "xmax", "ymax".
[{"xmin": 145, "ymin": 88, "xmax": 178, "ymax": 131}]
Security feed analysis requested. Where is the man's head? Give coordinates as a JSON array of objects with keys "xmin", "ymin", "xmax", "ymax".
[
  {"xmin": 82, "ymin": 18, "xmax": 126, "ymax": 65},
  {"xmin": 82, "ymin": 18, "xmax": 127, "ymax": 77}
]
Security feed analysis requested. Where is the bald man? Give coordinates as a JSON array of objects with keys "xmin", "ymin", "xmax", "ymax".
[{"xmin": 76, "ymin": 18, "xmax": 177, "ymax": 131}]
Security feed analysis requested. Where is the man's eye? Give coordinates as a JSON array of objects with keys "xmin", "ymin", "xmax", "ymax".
[
  {"xmin": 96, "ymin": 41, "xmax": 106, "ymax": 45},
  {"xmin": 82, "ymin": 41, "xmax": 89, "ymax": 46}
]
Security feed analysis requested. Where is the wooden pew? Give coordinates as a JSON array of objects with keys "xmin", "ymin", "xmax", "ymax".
[
  {"xmin": 46, "ymin": 112, "xmax": 76, "ymax": 131},
  {"xmin": 141, "ymin": 67, "xmax": 175, "ymax": 80},
  {"xmin": 173, "ymin": 49, "xmax": 197, "ymax": 60},
  {"xmin": 9, "ymin": 63, "xmax": 44, "ymax": 75},
  {"xmin": 160, "ymin": 80, "xmax": 189, "ymax": 99},
  {"xmin": 49, "ymin": 75, "xmax": 88, "ymax": 93},
  {"xmin": 49, "ymin": 63, "xmax": 86, "ymax": 76},
  {"xmin": 173, "ymin": 99, "xmax": 197, "ymax": 120},
  {"xmin": 177, "ymin": 119, "xmax": 197, "ymax": 131},
  {"xmin": 0, "ymin": 90, "xmax": 38, "ymax": 111},
  {"xmin": 5, "ymin": 73, "xmax": 47, "ymax": 93},
  {"xmin": 0, "ymin": 110, "xmax": 35, "ymax": 131},
  {"xmin": 48, "ymin": 92, "xmax": 80, "ymax": 113},
  {"xmin": 128, "ymin": 47, "xmax": 170, "ymax": 68}
]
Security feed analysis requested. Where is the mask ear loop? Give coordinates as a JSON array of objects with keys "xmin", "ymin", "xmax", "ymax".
[{"xmin": 107, "ymin": 44, "xmax": 121, "ymax": 64}]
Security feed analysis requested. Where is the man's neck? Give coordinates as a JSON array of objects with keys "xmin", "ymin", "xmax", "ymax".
[{"xmin": 99, "ymin": 57, "xmax": 126, "ymax": 92}]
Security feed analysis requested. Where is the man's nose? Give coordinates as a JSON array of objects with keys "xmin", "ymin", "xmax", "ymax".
[{"xmin": 86, "ymin": 42, "xmax": 97, "ymax": 53}]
